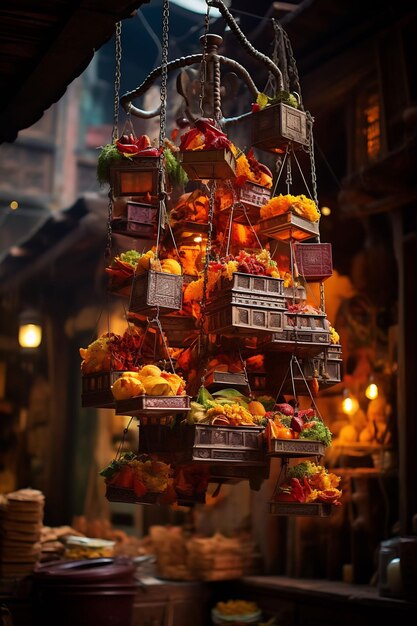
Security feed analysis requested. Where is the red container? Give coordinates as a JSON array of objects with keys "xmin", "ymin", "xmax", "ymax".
[
  {"xmin": 33, "ymin": 558, "xmax": 137, "ymax": 626},
  {"xmin": 294, "ymin": 242, "xmax": 333, "ymax": 282}
]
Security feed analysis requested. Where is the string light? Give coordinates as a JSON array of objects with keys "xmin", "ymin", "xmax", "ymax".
[
  {"xmin": 321, "ymin": 206, "xmax": 331, "ymax": 216},
  {"xmin": 342, "ymin": 390, "xmax": 359, "ymax": 416},
  {"xmin": 365, "ymin": 381, "xmax": 379, "ymax": 400}
]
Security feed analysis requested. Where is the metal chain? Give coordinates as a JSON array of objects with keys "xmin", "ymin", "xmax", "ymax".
[
  {"xmin": 159, "ymin": 0, "xmax": 169, "ymax": 146},
  {"xmin": 280, "ymin": 23, "xmax": 303, "ymax": 109},
  {"xmin": 286, "ymin": 152, "xmax": 292, "ymax": 194},
  {"xmin": 107, "ymin": 22, "xmax": 122, "ymax": 259},
  {"xmin": 156, "ymin": 0, "xmax": 170, "ymax": 263},
  {"xmin": 275, "ymin": 19, "xmax": 289, "ymax": 92},
  {"xmin": 199, "ymin": 3, "xmax": 211, "ymax": 117},
  {"xmin": 112, "ymin": 22, "xmax": 122, "ymax": 143},
  {"xmin": 307, "ymin": 113, "xmax": 318, "ymax": 209}
]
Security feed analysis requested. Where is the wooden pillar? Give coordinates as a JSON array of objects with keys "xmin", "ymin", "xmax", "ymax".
[{"xmin": 392, "ymin": 208, "xmax": 417, "ymax": 534}]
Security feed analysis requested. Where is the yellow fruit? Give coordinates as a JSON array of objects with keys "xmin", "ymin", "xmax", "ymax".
[
  {"xmin": 248, "ymin": 400, "xmax": 266, "ymax": 417},
  {"xmin": 112, "ymin": 377, "xmax": 145, "ymax": 400},
  {"xmin": 121, "ymin": 371, "xmax": 141, "ymax": 380},
  {"xmin": 163, "ymin": 373, "xmax": 184, "ymax": 395},
  {"xmin": 160, "ymin": 259, "xmax": 182, "ymax": 275},
  {"xmin": 138, "ymin": 365, "xmax": 162, "ymax": 379},
  {"xmin": 143, "ymin": 376, "xmax": 171, "ymax": 396},
  {"xmin": 137, "ymin": 250, "xmax": 155, "ymax": 272}
]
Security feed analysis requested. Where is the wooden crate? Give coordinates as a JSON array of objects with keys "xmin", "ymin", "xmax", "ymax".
[
  {"xmin": 268, "ymin": 438, "xmax": 325, "ymax": 458},
  {"xmin": 271, "ymin": 344, "xmax": 343, "ymax": 395},
  {"xmin": 219, "ymin": 181, "xmax": 272, "ymax": 224},
  {"xmin": 206, "ymin": 370, "xmax": 249, "ymax": 392},
  {"xmin": 81, "ymin": 370, "xmax": 125, "ymax": 408},
  {"xmin": 260, "ymin": 311, "xmax": 330, "ymax": 356},
  {"xmin": 258, "ymin": 211, "xmax": 320, "ymax": 241},
  {"xmin": 269, "ymin": 501, "xmax": 332, "ymax": 516},
  {"xmin": 138, "ymin": 423, "xmax": 266, "ymax": 467},
  {"xmin": 177, "ymin": 148, "xmax": 236, "ymax": 180},
  {"xmin": 115, "ymin": 395, "xmax": 190, "ymax": 418},
  {"xmin": 129, "ymin": 270, "xmax": 183, "ymax": 314},
  {"xmin": 251, "ymin": 103, "xmax": 309, "ymax": 153},
  {"xmin": 216, "ymin": 272, "xmax": 284, "ymax": 298},
  {"xmin": 110, "ymin": 155, "xmax": 160, "ymax": 197},
  {"xmin": 294, "ymin": 242, "xmax": 333, "ymax": 282},
  {"xmin": 111, "ymin": 202, "xmax": 157, "ymax": 239},
  {"xmin": 206, "ymin": 301, "xmax": 285, "ymax": 336}
]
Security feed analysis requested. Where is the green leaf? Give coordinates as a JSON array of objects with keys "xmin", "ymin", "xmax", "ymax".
[{"xmin": 256, "ymin": 92, "xmax": 269, "ymax": 109}]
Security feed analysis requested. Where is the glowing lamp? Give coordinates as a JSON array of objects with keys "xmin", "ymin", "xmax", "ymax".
[
  {"xmin": 365, "ymin": 382, "xmax": 379, "ymax": 400},
  {"xmin": 18, "ymin": 309, "xmax": 42, "ymax": 349},
  {"xmin": 342, "ymin": 390, "xmax": 359, "ymax": 416}
]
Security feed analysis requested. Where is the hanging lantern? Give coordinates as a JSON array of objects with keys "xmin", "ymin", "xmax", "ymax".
[
  {"xmin": 260, "ymin": 308, "xmax": 331, "ymax": 356},
  {"xmin": 18, "ymin": 309, "xmax": 42, "ymax": 349},
  {"xmin": 251, "ymin": 102, "xmax": 309, "ymax": 153}
]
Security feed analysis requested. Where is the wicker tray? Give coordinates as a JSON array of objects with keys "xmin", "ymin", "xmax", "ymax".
[
  {"xmin": 269, "ymin": 501, "xmax": 332, "ymax": 516},
  {"xmin": 177, "ymin": 148, "xmax": 236, "ymax": 180},
  {"xmin": 258, "ymin": 211, "xmax": 320, "ymax": 241},
  {"xmin": 115, "ymin": 395, "xmax": 191, "ymax": 417},
  {"xmin": 268, "ymin": 438, "xmax": 325, "ymax": 458}
]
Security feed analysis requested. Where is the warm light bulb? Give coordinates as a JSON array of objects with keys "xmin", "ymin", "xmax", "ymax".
[
  {"xmin": 18, "ymin": 324, "xmax": 42, "ymax": 348},
  {"xmin": 193, "ymin": 235, "xmax": 203, "ymax": 243},
  {"xmin": 342, "ymin": 394, "xmax": 359, "ymax": 416},
  {"xmin": 9, "ymin": 200, "xmax": 19, "ymax": 210},
  {"xmin": 321, "ymin": 206, "xmax": 331, "ymax": 216},
  {"xmin": 365, "ymin": 382, "xmax": 379, "ymax": 400}
]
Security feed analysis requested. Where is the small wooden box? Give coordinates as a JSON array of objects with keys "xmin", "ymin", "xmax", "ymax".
[
  {"xmin": 252, "ymin": 103, "xmax": 309, "ymax": 153},
  {"xmin": 294, "ymin": 242, "xmax": 333, "ymax": 282},
  {"xmin": 206, "ymin": 370, "xmax": 248, "ymax": 392},
  {"xmin": 269, "ymin": 502, "xmax": 331, "ymax": 516},
  {"xmin": 110, "ymin": 156, "xmax": 160, "ymax": 197},
  {"xmin": 232, "ymin": 182, "xmax": 272, "ymax": 224},
  {"xmin": 115, "ymin": 394, "xmax": 190, "ymax": 417},
  {"xmin": 206, "ymin": 302, "xmax": 284, "ymax": 336},
  {"xmin": 81, "ymin": 370, "xmax": 125, "ymax": 409},
  {"xmin": 129, "ymin": 270, "xmax": 183, "ymax": 314},
  {"xmin": 260, "ymin": 311, "xmax": 330, "ymax": 356},
  {"xmin": 268, "ymin": 438, "xmax": 325, "ymax": 458},
  {"xmin": 177, "ymin": 148, "xmax": 236, "ymax": 180},
  {"xmin": 258, "ymin": 211, "xmax": 320, "ymax": 241},
  {"xmin": 219, "ymin": 272, "xmax": 284, "ymax": 298}
]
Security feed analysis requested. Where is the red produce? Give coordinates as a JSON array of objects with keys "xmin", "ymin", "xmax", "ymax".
[{"xmin": 274, "ymin": 403, "xmax": 294, "ymax": 416}]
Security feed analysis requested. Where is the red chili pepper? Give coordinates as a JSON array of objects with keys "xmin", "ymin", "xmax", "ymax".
[{"xmin": 251, "ymin": 103, "xmax": 260, "ymax": 113}]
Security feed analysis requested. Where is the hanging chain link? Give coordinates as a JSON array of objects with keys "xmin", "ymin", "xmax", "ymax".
[
  {"xmin": 199, "ymin": 3, "xmax": 211, "ymax": 117},
  {"xmin": 285, "ymin": 152, "xmax": 292, "ymax": 194},
  {"xmin": 155, "ymin": 0, "xmax": 170, "ymax": 268},
  {"xmin": 106, "ymin": 22, "xmax": 122, "ymax": 260},
  {"xmin": 159, "ymin": 0, "xmax": 169, "ymax": 147},
  {"xmin": 280, "ymin": 24, "xmax": 303, "ymax": 109},
  {"xmin": 112, "ymin": 22, "xmax": 122, "ymax": 144}
]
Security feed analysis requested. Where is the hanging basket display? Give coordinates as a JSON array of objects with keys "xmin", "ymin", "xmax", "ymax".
[
  {"xmin": 273, "ymin": 343, "xmax": 343, "ymax": 395},
  {"xmin": 129, "ymin": 269, "xmax": 183, "ymax": 314},
  {"xmin": 111, "ymin": 201, "xmax": 158, "ymax": 239},
  {"xmin": 269, "ymin": 460, "xmax": 342, "ymax": 516},
  {"xmin": 110, "ymin": 155, "xmax": 160, "ymax": 197},
  {"xmin": 81, "ymin": 370, "xmax": 125, "ymax": 409},
  {"xmin": 206, "ymin": 270, "xmax": 286, "ymax": 336},
  {"xmin": 251, "ymin": 102, "xmax": 309, "ymax": 153},
  {"xmin": 177, "ymin": 148, "xmax": 236, "ymax": 180},
  {"xmin": 258, "ymin": 210, "xmax": 320, "ymax": 241},
  {"xmin": 206, "ymin": 370, "xmax": 248, "ymax": 392},
  {"xmin": 115, "ymin": 394, "xmax": 191, "ymax": 417},
  {"xmin": 294, "ymin": 242, "xmax": 333, "ymax": 282},
  {"xmin": 260, "ymin": 306, "xmax": 330, "ymax": 356}
]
